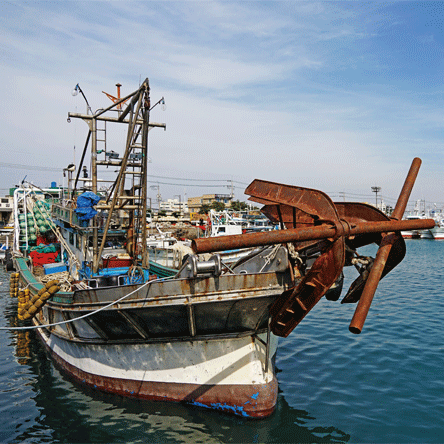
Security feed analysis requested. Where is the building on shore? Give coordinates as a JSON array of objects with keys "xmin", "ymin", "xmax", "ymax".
[
  {"xmin": 159, "ymin": 198, "xmax": 189, "ymax": 215},
  {"xmin": 0, "ymin": 194, "xmax": 14, "ymax": 227},
  {"xmin": 187, "ymin": 193, "xmax": 233, "ymax": 214}
]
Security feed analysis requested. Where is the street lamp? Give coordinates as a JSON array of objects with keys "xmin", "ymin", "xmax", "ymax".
[
  {"xmin": 72, "ymin": 83, "xmax": 92, "ymax": 114},
  {"xmin": 150, "ymin": 96, "xmax": 166, "ymax": 111},
  {"xmin": 371, "ymin": 186, "xmax": 381, "ymax": 208}
]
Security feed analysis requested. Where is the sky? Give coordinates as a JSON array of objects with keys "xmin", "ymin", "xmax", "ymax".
[{"xmin": 1, "ymin": 1, "xmax": 444, "ymax": 212}]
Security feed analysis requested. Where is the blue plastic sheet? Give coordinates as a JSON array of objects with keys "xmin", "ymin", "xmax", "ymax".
[{"xmin": 75, "ymin": 191, "xmax": 100, "ymax": 220}]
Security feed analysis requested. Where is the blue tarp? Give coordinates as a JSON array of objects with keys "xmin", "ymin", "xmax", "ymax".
[{"xmin": 75, "ymin": 191, "xmax": 100, "ymax": 220}]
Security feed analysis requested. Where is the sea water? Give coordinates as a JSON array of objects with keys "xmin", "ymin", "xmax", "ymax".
[{"xmin": 0, "ymin": 240, "xmax": 443, "ymax": 443}]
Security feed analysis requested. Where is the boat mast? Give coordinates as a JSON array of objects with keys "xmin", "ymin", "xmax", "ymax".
[
  {"xmin": 140, "ymin": 85, "xmax": 150, "ymax": 268},
  {"xmin": 95, "ymin": 78, "xmax": 149, "ymax": 272},
  {"xmin": 91, "ymin": 117, "xmax": 98, "ymax": 268},
  {"xmin": 67, "ymin": 78, "xmax": 165, "ymax": 273}
]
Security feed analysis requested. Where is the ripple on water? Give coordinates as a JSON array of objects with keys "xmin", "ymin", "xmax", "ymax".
[{"xmin": 0, "ymin": 242, "xmax": 444, "ymax": 443}]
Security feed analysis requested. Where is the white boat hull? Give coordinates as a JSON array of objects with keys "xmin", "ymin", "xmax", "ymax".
[
  {"xmin": 420, "ymin": 229, "xmax": 433, "ymax": 239},
  {"xmin": 36, "ymin": 326, "xmax": 279, "ymax": 417},
  {"xmin": 431, "ymin": 226, "xmax": 444, "ymax": 240},
  {"xmin": 401, "ymin": 230, "xmax": 421, "ymax": 239}
]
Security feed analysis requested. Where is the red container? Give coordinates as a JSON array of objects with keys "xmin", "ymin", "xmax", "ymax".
[{"xmin": 103, "ymin": 257, "xmax": 132, "ymax": 268}]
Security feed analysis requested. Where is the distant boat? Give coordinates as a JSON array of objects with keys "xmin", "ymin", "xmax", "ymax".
[
  {"xmin": 401, "ymin": 214, "xmax": 424, "ymax": 239},
  {"xmin": 430, "ymin": 217, "xmax": 444, "ymax": 240}
]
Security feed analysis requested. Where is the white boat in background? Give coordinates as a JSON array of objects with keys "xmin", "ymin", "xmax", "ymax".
[
  {"xmin": 401, "ymin": 215, "xmax": 422, "ymax": 239},
  {"xmin": 146, "ymin": 224, "xmax": 181, "ymax": 249},
  {"xmin": 244, "ymin": 216, "xmax": 277, "ymax": 233},
  {"xmin": 401, "ymin": 201, "xmax": 428, "ymax": 239},
  {"xmin": 0, "ymin": 224, "xmax": 13, "ymax": 265},
  {"xmin": 420, "ymin": 223, "xmax": 434, "ymax": 239},
  {"xmin": 430, "ymin": 217, "xmax": 444, "ymax": 240},
  {"xmin": 401, "ymin": 206, "xmax": 444, "ymax": 240},
  {"xmin": 205, "ymin": 209, "xmax": 243, "ymax": 237}
]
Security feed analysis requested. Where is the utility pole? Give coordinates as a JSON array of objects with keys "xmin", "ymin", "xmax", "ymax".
[{"xmin": 174, "ymin": 194, "xmax": 182, "ymax": 217}]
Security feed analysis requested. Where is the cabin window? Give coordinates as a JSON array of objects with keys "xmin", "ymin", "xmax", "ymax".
[{"xmin": 69, "ymin": 232, "xmax": 74, "ymax": 245}]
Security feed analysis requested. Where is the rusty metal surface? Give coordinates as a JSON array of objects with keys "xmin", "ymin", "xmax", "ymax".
[
  {"xmin": 349, "ymin": 157, "xmax": 423, "ymax": 334},
  {"xmin": 66, "ymin": 271, "xmax": 292, "ymax": 306},
  {"xmin": 335, "ymin": 202, "xmax": 391, "ymax": 249},
  {"xmin": 245, "ymin": 179, "xmax": 339, "ymax": 222},
  {"xmin": 336, "ymin": 202, "xmax": 408, "ymax": 305},
  {"xmin": 191, "ymin": 218, "xmax": 433, "ymax": 254},
  {"xmin": 38, "ymin": 159, "xmax": 431, "ymax": 344},
  {"xmin": 391, "ymin": 157, "xmax": 422, "ymax": 220},
  {"xmin": 269, "ymin": 237, "xmax": 344, "ymax": 337},
  {"xmin": 43, "ymin": 271, "xmax": 294, "ymax": 343},
  {"xmin": 190, "ymin": 162, "xmax": 433, "ymax": 338},
  {"xmin": 245, "ymin": 180, "xmax": 346, "ymax": 337},
  {"xmin": 336, "ymin": 202, "xmax": 406, "ymax": 304}
]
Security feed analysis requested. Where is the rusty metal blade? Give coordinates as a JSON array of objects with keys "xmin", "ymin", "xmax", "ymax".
[
  {"xmin": 336, "ymin": 202, "xmax": 406, "ymax": 304},
  {"xmin": 341, "ymin": 231, "xmax": 405, "ymax": 304},
  {"xmin": 261, "ymin": 203, "xmax": 325, "ymax": 227},
  {"xmin": 245, "ymin": 179, "xmax": 339, "ymax": 222},
  {"xmin": 270, "ymin": 237, "xmax": 345, "ymax": 337},
  {"xmin": 335, "ymin": 202, "xmax": 391, "ymax": 249},
  {"xmin": 245, "ymin": 182, "xmax": 346, "ymax": 337}
]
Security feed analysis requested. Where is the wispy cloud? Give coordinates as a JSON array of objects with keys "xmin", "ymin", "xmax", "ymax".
[{"xmin": 0, "ymin": 1, "xmax": 443, "ymax": 207}]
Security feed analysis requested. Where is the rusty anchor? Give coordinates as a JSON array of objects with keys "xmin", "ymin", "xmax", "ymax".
[{"xmin": 192, "ymin": 158, "xmax": 434, "ymax": 337}]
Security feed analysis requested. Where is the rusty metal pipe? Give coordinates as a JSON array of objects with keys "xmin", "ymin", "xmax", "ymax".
[
  {"xmin": 391, "ymin": 157, "xmax": 422, "ymax": 221},
  {"xmin": 191, "ymin": 217, "xmax": 434, "ymax": 254},
  {"xmin": 348, "ymin": 234, "xmax": 394, "ymax": 334},
  {"xmin": 349, "ymin": 158, "xmax": 423, "ymax": 334}
]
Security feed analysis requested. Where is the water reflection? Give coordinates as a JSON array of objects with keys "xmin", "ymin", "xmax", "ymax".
[{"xmin": 5, "ymin": 306, "xmax": 350, "ymax": 443}]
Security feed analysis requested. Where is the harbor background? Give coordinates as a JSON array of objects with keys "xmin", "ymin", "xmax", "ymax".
[{"xmin": 0, "ymin": 239, "xmax": 443, "ymax": 443}]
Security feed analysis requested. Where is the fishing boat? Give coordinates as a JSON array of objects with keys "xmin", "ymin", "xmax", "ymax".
[
  {"xmin": 401, "ymin": 215, "xmax": 422, "ymax": 238},
  {"xmin": 401, "ymin": 201, "xmax": 428, "ymax": 239},
  {"xmin": 430, "ymin": 217, "xmax": 444, "ymax": 240},
  {"xmin": 10, "ymin": 78, "xmax": 434, "ymax": 418}
]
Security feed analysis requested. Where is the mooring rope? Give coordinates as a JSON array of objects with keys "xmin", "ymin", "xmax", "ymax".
[{"xmin": 2, "ymin": 276, "xmax": 171, "ymax": 331}]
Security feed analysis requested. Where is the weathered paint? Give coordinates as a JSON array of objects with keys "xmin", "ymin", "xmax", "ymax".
[{"xmin": 35, "ymin": 326, "xmax": 279, "ymax": 418}]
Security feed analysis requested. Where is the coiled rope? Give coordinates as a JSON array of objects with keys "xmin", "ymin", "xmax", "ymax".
[{"xmin": 39, "ymin": 271, "xmax": 73, "ymax": 292}]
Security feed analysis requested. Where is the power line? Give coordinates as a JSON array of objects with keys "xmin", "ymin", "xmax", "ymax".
[
  {"xmin": 1, "ymin": 162, "xmax": 442, "ymax": 206},
  {"xmin": 148, "ymin": 174, "xmax": 248, "ymax": 185},
  {"xmin": 0, "ymin": 162, "xmax": 61, "ymax": 172},
  {"xmin": 147, "ymin": 180, "xmax": 244, "ymax": 189}
]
